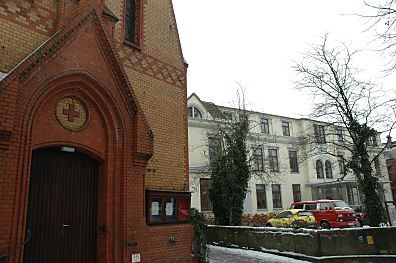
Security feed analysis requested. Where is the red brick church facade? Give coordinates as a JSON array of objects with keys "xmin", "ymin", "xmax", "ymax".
[{"xmin": 0, "ymin": 0, "xmax": 193, "ymax": 262}]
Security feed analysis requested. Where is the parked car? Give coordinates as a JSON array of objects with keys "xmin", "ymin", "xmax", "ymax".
[
  {"xmin": 349, "ymin": 205, "xmax": 369, "ymax": 226},
  {"xmin": 266, "ymin": 209, "xmax": 317, "ymax": 229},
  {"xmin": 290, "ymin": 200, "xmax": 359, "ymax": 229}
]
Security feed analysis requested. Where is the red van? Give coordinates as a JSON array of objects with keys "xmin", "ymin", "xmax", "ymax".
[{"xmin": 290, "ymin": 200, "xmax": 359, "ymax": 229}]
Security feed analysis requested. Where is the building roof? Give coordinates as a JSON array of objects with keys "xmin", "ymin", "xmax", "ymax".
[{"xmin": 201, "ymin": 101, "xmax": 227, "ymax": 120}]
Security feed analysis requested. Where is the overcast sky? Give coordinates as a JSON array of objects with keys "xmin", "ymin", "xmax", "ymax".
[{"xmin": 172, "ymin": 0, "xmax": 396, "ymax": 140}]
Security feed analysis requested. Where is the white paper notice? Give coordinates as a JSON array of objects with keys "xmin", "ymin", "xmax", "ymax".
[
  {"xmin": 151, "ymin": 202, "xmax": 159, "ymax": 216},
  {"xmin": 165, "ymin": 202, "xmax": 173, "ymax": 216},
  {"xmin": 132, "ymin": 253, "xmax": 141, "ymax": 263}
]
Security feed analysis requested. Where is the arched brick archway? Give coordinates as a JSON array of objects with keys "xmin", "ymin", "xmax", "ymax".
[{"xmin": 7, "ymin": 72, "xmax": 150, "ymax": 263}]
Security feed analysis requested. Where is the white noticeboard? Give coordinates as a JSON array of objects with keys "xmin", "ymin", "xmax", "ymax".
[
  {"xmin": 151, "ymin": 202, "xmax": 159, "ymax": 216},
  {"xmin": 132, "ymin": 253, "xmax": 141, "ymax": 263},
  {"xmin": 165, "ymin": 202, "xmax": 173, "ymax": 216}
]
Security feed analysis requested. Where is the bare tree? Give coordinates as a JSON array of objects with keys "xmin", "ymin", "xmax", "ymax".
[
  {"xmin": 293, "ymin": 34, "xmax": 396, "ymax": 226},
  {"xmin": 362, "ymin": 0, "xmax": 396, "ymax": 71}
]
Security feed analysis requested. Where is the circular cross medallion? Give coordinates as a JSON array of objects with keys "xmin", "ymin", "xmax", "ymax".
[{"xmin": 56, "ymin": 97, "xmax": 87, "ymax": 131}]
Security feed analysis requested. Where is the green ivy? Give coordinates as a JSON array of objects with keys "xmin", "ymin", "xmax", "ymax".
[
  {"xmin": 209, "ymin": 111, "xmax": 250, "ymax": 226},
  {"xmin": 348, "ymin": 120, "xmax": 385, "ymax": 226},
  {"xmin": 189, "ymin": 208, "xmax": 208, "ymax": 263}
]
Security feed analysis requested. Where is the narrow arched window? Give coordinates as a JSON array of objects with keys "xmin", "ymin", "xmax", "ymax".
[
  {"xmin": 325, "ymin": 160, "xmax": 333, "ymax": 179},
  {"xmin": 316, "ymin": 160, "xmax": 324, "ymax": 179},
  {"xmin": 188, "ymin": 107, "xmax": 202, "ymax": 119},
  {"xmin": 125, "ymin": 0, "xmax": 140, "ymax": 44}
]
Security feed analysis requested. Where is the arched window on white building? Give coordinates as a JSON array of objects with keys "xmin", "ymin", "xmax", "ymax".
[
  {"xmin": 316, "ymin": 160, "xmax": 324, "ymax": 179},
  {"xmin": 325, "ymin": 160, "xmax": 333, "ymax": 179},
  {"xmin": 188, "ymin": 106, "xmax": 202, "ymax": 119}
]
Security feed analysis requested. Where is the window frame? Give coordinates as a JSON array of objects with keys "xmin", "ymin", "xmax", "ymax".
[
  {"xmin": 272, "ymin": 184, "xmax": 282, "ymax": 209},
  {"xmin": 200, "ymin": 178, "xmax": 212, "ymax": 212},
  {"xmin": 256, "ymin": 184, "xmax": 267, "ymax": 209},
  {"xmin": 268, "ymin": 149, "xmax": 279, "ymax": 172},
  {"xmin": 260, "ymin": 118, "xmax": 270, "ymax": 134},
  {"xmin": 124, "ymin": 0, "xmax": 143, "ymax": 48},
  {"xmin": 188, "ymin": 106, "xmax": 202, "ymax": 119},
  {"xmin": 208, "ymin": 136, "xmax": 221, "ymax": 164},
  {"xmin": 314, "ymin": 124, "xmax": 326, "ymax": 144},
  {"xmin": 252, "ymin": 147, "xmax": 264, "ymax": 171},
  {"xmin": 335, "ymin": 126, "xmax": 344, "ymax": 142},
  {"xmin": 325, "ymin": 160, "xmax": 333, "ymax": 179},
  {"xmin": 316, "ymin": 160, "xmax": 324, "ymax": 179},
  {"xmin": 146, "ymin": 190, "xmax": 191, "ymax": 225},
  {"xmin": 338, "ymin": 155, "xmax": 345, "ymax": 176},
  {"xmin": 288, "ymin": 150, "xmax": 299, "ymax": 173},
  {"xmin": 374, "ymin": 157, "xmax": 381, "ymax": 176},
  {"xmin": 292, "ymin": 184, "xmax": 301, "ymax": 202},
  {"xmin": 282, "ymin": 121, "xmax": 290, "ymax": 136}
]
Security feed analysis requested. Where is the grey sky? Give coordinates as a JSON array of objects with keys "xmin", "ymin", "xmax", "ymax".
[{"xmin": 173, "ymin": 0, "xmax": 396, "ymax": 140}]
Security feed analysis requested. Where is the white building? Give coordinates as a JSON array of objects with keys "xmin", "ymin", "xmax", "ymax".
[{"xmin": 188, "ymin": 93, "xmax": 392, "ymax": 215}]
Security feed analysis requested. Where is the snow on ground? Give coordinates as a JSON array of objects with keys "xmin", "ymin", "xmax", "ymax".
[{"xmin": 207, "ymin": 245, "xmax": 309, "ymax": 263}]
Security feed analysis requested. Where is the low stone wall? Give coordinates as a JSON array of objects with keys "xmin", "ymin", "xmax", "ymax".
[{"xmin": 205, "ymin": 225, "xmax": 396, "ymax": 257}]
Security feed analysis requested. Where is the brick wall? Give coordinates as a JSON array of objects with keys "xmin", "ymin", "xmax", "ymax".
[
  {"xmin": 0, "ymin": 0, "xmax": 57, "ymax": 72},
  {"xmin": 106, "ymin": 0, "xmax": 189, "ymax": 191},
  {"xmin": 0, "ymin": 0, "xmax": 193, "ymax": 262}
]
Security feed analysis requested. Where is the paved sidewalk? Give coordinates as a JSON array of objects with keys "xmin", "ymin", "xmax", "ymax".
[{"xmin": 207, "ymin": 245, "xmax": 309, "ymax": 263}]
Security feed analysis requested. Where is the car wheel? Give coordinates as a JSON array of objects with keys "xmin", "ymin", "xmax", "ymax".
[
  {"xmin": 357, "ymin": 219, "xmax": 362, "ymax": 227},
  {"xmin": 266, "ymin": 223, "xmax": 272, "ymax": 227},
  {"xmin": 320, "ymin": 221, "xmax": 331, "ymax": 229}
]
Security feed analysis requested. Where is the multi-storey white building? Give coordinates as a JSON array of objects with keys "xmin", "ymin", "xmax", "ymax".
[{"xmin": 188, "ymin": 93, "xmax": 392, "ymax": 215}]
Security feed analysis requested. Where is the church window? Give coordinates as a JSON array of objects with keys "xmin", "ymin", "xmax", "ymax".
[{"xmin": 125, "ymin": 0, "xmax": 141, "ymax": 45}]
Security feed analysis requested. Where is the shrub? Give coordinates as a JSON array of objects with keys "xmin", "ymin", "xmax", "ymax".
[{"xmin": 242, "ymin": 213, "xmax": 276, "ymax": 227}]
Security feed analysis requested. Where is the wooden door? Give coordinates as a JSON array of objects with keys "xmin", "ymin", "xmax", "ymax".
[{"xmin": 23, "ymin": 147, "xmax": 99, "ymax": 263}]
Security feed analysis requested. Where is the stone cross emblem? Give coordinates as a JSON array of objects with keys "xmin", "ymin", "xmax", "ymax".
[
  {"xmin": 56, "ymin": 97, "xmax": 87, "ymax": 131},
  {"xmin": 63, "ymin": 103, "xmax": 80, "ymax": 122}
]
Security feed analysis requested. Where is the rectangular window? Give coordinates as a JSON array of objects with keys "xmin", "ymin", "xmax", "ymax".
[
  {"xmin": 252, "ymin": 147, "xmax": 264, "ymax": 171},
  {"xmin": 260, "ymin": 118, "xmax": 269, "ymax": 134},
  {"xmin": 374, "ymin": 158, "xmax": 381, "ymax": 176},
  {"xmin": 338, "ymin": 155, "xmax": 345, "ymax": 175},
  {"xmin": 313, "ymin": 124, "xmax": 326, "ymax": 144},
  {"xmin": 335, "ymin": 127, "xmax": 343, "ymax": 142},
  {"xmin": 208, "ymin": 137, "xmax": 221, "ymax": 164},
  {"xmin": 282, "ymin": 121, "xmax": 290, "ymax": 136},
  {"xmin": 268, "ymin": 149, "xmax": 279, "ymax": 172},
  {"xmin": 305, "ymin": 204, "xmax": 317, "ymax": 210},
  {"xmin": 146, "ymin": 190, "xmax": 190, "ymax": 224},
  {"xmin": 200, "ymin": 179, "xmax": 212, "ymax": 211},
  {"xmin": 368, "ymin": 135, "xmax": 378, "ymax": 146},
  {"xmin": 125, "ymin": 0, "xmax": 138, "ymax": 43},
  {"xmin": 272, "ymin": 184, "xmax": 282, "ymax": 208},
  {"xmin": 288, "ymin": 150, "xmax": 299, "ymax": 173},
  {"xmin": 292, "ymin": 184, "xmax": 301, "ymax": 202},
  {"xmin": 256, "ymin": 184, "xmax": 267, "ymax": 209}
]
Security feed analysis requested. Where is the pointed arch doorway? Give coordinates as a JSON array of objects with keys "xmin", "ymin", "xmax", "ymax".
[{"xmin": 23, "ymin": 147, "xmax": 99, "ymax": 263}]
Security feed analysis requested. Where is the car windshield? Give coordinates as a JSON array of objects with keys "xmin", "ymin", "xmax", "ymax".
[
  {"xmin": 332, "ymin": 201, "xmax": 350, "ymax": 209},
  {"xmin": 297, "ymin": 211, "xmax": 313, "ymax": 217}
]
